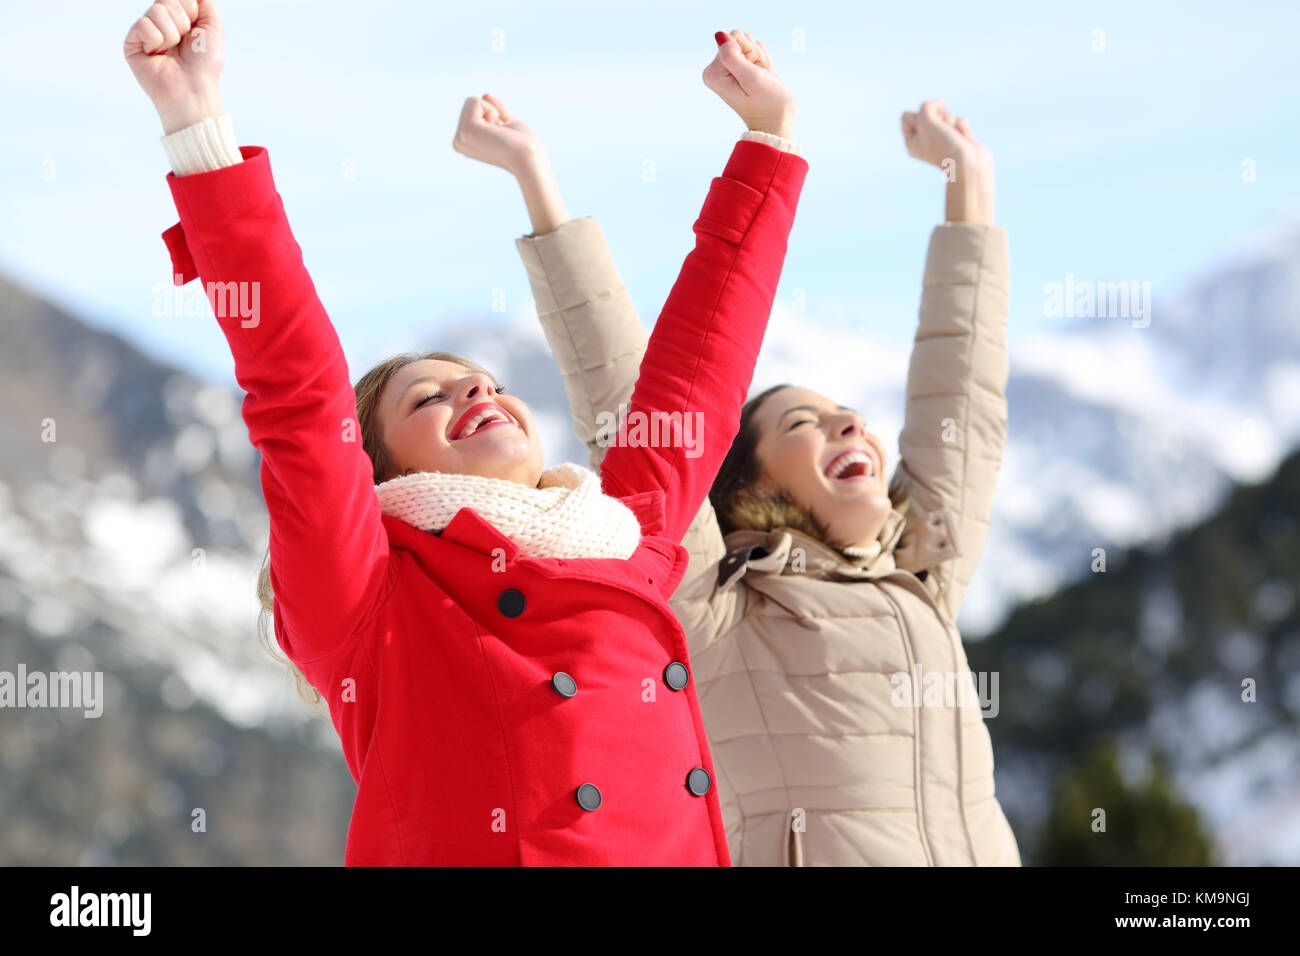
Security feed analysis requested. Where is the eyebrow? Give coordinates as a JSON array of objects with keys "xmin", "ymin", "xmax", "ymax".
[{"xmin": 778, "ymin": 404, "xmax": 856, "ymax": 425}]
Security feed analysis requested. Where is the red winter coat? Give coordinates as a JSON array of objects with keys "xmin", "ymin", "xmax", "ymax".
[{"xmin": 160, "ymin": 140, "xmax": 807, "ymax": 865}]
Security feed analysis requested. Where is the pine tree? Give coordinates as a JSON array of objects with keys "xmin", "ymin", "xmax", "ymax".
[{"xmin": 1038, "ymin": 738, "xmax": 1217, "ymax": 865}]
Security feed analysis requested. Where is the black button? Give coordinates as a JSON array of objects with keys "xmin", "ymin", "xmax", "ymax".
[
  {"xmin": 498, "ymin": 589, "xmax": 525, "ymax": 617},
  {"xmin": 664, "ymin": 662, "xmax": 689, "ymax": 691},
  {"xmin": 576, "ymin": 783, "xmax": 602, "ymax": 811},
  {"xmin": 686, "ymin": 768, "xmax": 711, "ymax": 796},
  {"xmin": 551, "ymin": 672, "xmax": 577, "ymax": 698}
]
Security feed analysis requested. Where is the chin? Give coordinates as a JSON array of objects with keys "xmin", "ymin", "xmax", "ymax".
[{"xmin": 826, "ymin": 478, "xmax": 886, "ymax": 500}]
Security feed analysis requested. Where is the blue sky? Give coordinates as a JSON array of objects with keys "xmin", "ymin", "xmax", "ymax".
[{"xmin": 3, "ymin": 0, "xmax": 1298, "ymax": 385}]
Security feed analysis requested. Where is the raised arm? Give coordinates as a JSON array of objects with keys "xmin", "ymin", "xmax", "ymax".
[
  {"xmin": 597, "ymin": 31, "xmax": 806, "ymax": 545},
  {"xmin": 889, "ymin": 101, "xmax": 1008, "ymax": 623},
  {"xmin": 126, "ymin": 1, "xmax": 391, "ymax": 665},
  {"xmin": 452, "ymin": 33, "xmax": 798, "ymax": 650},
  {"xmin": 452, "ymin": 94, "xmax": 647, "ymax": 470}
]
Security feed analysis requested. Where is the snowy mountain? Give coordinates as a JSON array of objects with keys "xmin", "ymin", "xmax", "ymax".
[
  {"xmin": 965, "ymin": 445, "xmax": 1300, "ymax": 865},
  {"xmin": 0, "ymin": 275, "xmax": 357, "ymax": 863},
  {"xmin": 752, "ymin": 223, "xmax": 1300, "ymax": 635},
  {"xmin": 1, "ymin": 219, "xmax": 1296, "ymax": 863}
]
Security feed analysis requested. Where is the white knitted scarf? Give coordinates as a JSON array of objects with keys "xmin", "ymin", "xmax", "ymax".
[{"xmin": 374, "ymin": 462, "xmax": 643, "ymax": 560}]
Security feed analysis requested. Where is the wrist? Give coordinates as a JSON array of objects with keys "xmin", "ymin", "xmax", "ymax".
[
  {"xmin": 748, "ymin": 107, "xmax": 795, "ymax": 142},
  {"xmin": 943, "ymin": 158, "xmax": 994, "ymax": 224},
  {"xmin": 508, "ymin": 144, "xmax": 553, "ymax": 182},
  {"xmin": 512, "ymin": 150, "xmax": 569, "ymax": 236},
  {"xmin": 944, "ymin": 180, "xmax": 994, "ymax": 224},
  {"xmin": 156, "ymin": 89, "xmax": 224, "ymax": 136}
]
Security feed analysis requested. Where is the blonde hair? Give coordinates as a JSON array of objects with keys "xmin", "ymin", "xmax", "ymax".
[{"xmin": 255, "ymin": 350, "xmax": 495, "ymax": 713}]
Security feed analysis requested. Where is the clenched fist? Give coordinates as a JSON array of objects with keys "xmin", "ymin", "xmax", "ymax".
[
  {"xmin": 452, "ymin": 94, "xmax": 546, "ymax": 176},
  {"xmin": 901, "ymin": 100, "xmax": 995, "ymax": 224},
  {"xmin": 703, "ymin": 29, "xmax": 795, "ymax": 140},
  {"xmin": 900, "ymin": 100, "xmax": 993, "ymax": 174},
  {"xmin": 124, "ymin": 0, "xmax": 225, "ymax": 134}
]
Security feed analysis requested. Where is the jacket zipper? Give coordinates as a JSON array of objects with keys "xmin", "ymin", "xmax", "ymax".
[{"xmin": 879, "ymin": 586, "xmax": 937, "ymax": 866}]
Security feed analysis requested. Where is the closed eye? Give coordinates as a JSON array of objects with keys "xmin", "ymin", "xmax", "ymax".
[
  {"xmin": 413, "ymin": 392, "xmax": 446, "ymax": 410},
  {"xmin": 788, "ymin": 418, "xmax": 814, "ymax": 431}
]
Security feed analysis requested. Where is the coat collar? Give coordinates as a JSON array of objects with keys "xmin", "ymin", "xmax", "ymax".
[
  {"xmin": 379, "ymin": 487, "xmax": 669, "ymax": 560},
  {"xmin": 382, "ymin": 508, "xmax": 519, "ymax": 559},
  {"xmin": 717, "ymin": 504, "xmax": 960, "ymax": 588}
]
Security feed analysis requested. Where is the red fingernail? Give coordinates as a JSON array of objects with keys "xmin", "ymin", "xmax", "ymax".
[{"xmin": 715, "ymin": 31, "xmax": 728, "ymax": 46}]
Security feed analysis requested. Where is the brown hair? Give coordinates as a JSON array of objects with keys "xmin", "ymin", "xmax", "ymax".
[
  {"xmin": 255, "ymin": 350, "xmax": 495, "ymax": 713},
  {"xmin": 710, "ymin": 384, "xmax": 909, "ymax": 551}
]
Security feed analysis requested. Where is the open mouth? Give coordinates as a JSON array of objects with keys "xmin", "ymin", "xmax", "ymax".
[
  {"xmin": 449, "ymin": 402, "xmax": 516, "ymax": 441},
  {"xmin": 824, "ymin": 448, "xmax": 876, "ymax": 482}
]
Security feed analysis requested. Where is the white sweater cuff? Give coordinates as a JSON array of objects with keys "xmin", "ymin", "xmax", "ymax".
[
  {"xmin": 161, "ymin": 113, "xmax": 243, "ymax": 176},
  {"xmin": 741, "ymin": 129, "xmax": 803, "ymax": 156}
]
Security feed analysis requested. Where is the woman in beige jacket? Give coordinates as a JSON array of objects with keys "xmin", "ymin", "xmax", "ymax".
[{"xmin": 455, "ymin": 37, "xmax": 1020, "ymax": 866}]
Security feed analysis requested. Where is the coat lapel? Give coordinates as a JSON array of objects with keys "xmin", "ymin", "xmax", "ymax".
[{"xmin": 381, "ymin": 509, "xmax": 520, "ymax": 562}]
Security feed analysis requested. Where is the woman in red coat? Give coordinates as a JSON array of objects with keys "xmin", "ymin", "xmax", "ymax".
[{"xmin": 124, "ymin": 2, "xmax": 807, "ymax": 865}]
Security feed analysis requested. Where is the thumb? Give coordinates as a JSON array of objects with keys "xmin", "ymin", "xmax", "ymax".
[{"xmin": 193, "ymin": 0, "xmax": 222, "ymax": 31}]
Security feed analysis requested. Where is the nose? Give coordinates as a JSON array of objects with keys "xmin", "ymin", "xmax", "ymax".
[
  {"xmin": 455, "ymin": 373, "xmax": 500, "ymax": 406},
  {"xmin": 831, "ymin": 410, "xmax": 866, "ymax": 439}
]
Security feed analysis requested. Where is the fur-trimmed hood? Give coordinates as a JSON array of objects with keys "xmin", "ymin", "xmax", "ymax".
[{"xmin": 717, "ymin": 500, "xmax": 961, "ymax": 587}]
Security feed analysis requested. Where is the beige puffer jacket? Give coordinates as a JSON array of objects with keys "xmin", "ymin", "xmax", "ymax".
[{"xmin": 516, "ymin": 217, "xmax": 1020, "ymax": 866}]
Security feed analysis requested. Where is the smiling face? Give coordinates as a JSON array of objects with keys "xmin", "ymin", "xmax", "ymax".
[
  {"xmin": 750, "ymin": 386, "xmax": 893, "ymax": 549},
  {"xmin": 375, "ymin": 358, "xmax": 543, "ymax": 486}
]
